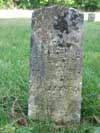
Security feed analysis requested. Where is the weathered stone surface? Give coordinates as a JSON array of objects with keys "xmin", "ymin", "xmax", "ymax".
[{"xmin": 28, "ymin": 6, "xmax": 83, "ymax": 126}]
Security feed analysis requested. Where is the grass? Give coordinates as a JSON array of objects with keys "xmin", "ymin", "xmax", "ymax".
[{"xmin": 0, "ymin": 19, "xmax": 100, "ymax": 132}]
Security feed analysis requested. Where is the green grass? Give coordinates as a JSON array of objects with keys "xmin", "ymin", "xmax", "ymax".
[
  {"xmin": 82, "ymin": 22, "xmax": 100, "ymax": 119},
  {"xmin": 0, "ymin": 20, "xmax": 100, "ymax": 132}
]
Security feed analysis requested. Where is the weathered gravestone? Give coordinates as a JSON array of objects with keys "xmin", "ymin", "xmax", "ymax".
[
  {"xmin": 28, "ymin": 6, "xmax": 83, "ymax": 126},
  {"xmin": 88, "ymin": 13, "xmax": 95, "ymax": 22}
]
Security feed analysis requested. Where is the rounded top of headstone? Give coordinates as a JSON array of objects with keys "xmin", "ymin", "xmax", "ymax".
[
  {"xmin": 32, "ymin": 6, "xmax": 83, "ymax": 19},
  {"xmin": 32, "ymin": 6, "xmax": 84, "ymax": 33}
]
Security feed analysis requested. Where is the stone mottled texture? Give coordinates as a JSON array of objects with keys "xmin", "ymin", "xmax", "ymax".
[{"xmin": 28, "ymin": 6, "xmax": 83, "ymax": 126}]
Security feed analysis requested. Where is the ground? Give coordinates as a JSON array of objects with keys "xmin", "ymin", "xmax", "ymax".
[{"xmin": 0, "ymin": 19, "xmax": 100, "ymax": 132}]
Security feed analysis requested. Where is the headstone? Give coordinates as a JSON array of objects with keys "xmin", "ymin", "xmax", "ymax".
[
  {"xmin": 28, "ymin": 6, "xmax": 83, "ymax": 126},
  {"xmin": 88, "ymin": 13, "xmax": 95, "ymax": 22}
]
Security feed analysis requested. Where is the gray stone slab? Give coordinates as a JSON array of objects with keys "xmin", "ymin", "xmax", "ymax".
[
  {"xmin": 28, "ymin": 6, "xmax": 84, "ymax": 126},
  {"xmin": 88, "ymin": 13, "xmax": 95, "ymax": 22}
]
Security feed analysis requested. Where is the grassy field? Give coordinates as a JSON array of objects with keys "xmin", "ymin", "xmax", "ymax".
[{"xmin": 0, "ymin": 19, "xmax": 100, "ymax": 132}]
